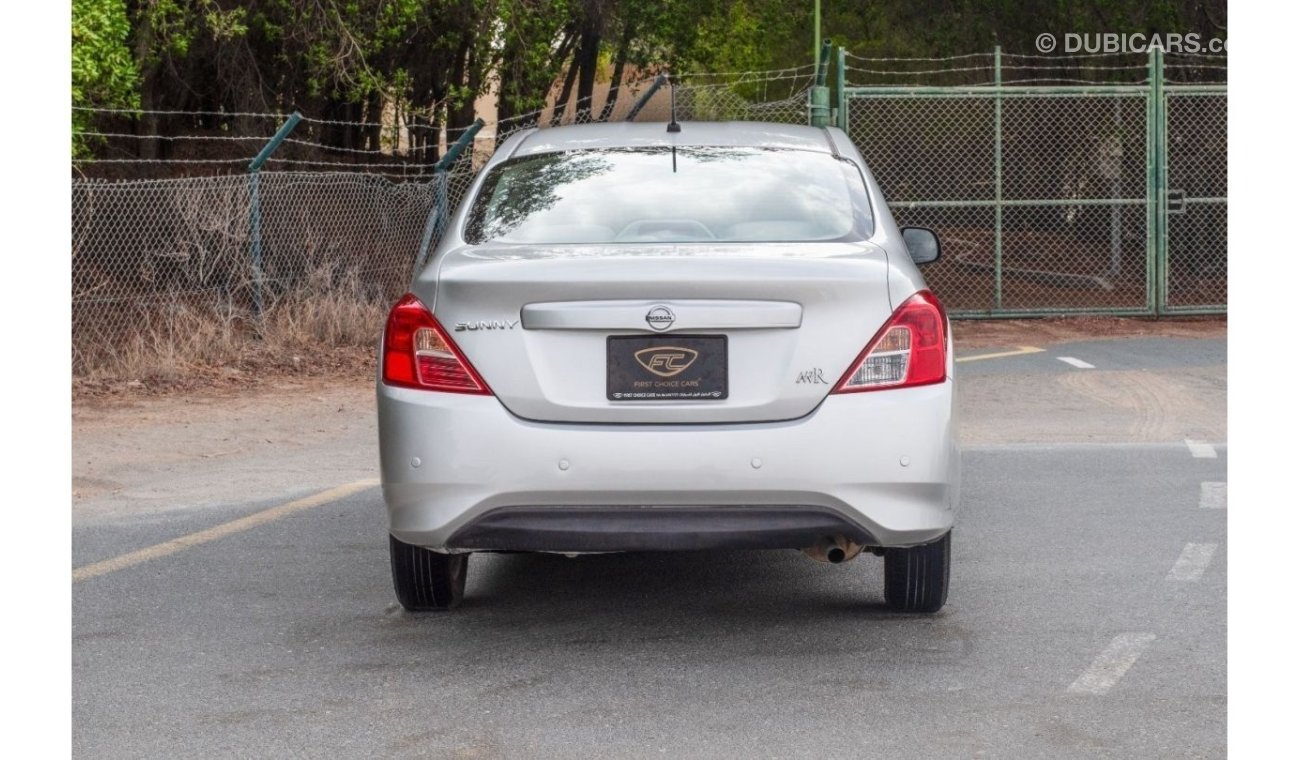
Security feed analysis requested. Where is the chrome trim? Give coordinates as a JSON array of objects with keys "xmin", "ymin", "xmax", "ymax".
[{"xmin": 521, "ymin": 300, "xmax": 803, "ymax": 332}]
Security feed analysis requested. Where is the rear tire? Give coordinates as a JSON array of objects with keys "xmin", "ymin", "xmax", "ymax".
[
  {"xmin": 883, "ymin": 531, "xmax": 950, "ymax": 613},
  {"xmin": 389, "ymin": 534, "xmax": 469, "ymax": 611}
]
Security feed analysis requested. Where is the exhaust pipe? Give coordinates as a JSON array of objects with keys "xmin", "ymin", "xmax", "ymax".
[{"xmin": 803, "ymin": 535, "xmax": 864, "ymax": 564}]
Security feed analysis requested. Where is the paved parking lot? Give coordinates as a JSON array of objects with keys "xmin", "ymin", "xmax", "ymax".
[{"xmin": 72, "ymin": 334, "xmax": 1227, "ymax": 758}]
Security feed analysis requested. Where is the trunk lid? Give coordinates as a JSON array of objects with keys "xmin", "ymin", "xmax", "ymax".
[{"xmin": 424, "ymin": 242, "xmax": 894, "ymax": 423}]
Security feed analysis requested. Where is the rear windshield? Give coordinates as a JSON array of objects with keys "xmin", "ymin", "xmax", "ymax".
[{"xmin": 464, "ymin": 147, "xmax": 873, "ymax": 245}]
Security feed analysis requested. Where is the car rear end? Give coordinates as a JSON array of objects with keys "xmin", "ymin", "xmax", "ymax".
[{"xmin": 377, "ymin": 122, "xmax": 958, "ymax": 611}]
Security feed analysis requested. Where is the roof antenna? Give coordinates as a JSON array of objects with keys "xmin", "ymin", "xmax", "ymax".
[{"xmin": 667, "ymin": 75, "xmax": 681, "ymax": 133}]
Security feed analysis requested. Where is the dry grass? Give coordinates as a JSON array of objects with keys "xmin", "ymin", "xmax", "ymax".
[{"xmin": 73, "ymin": 270, "xmax": 390, "ymax": 395}]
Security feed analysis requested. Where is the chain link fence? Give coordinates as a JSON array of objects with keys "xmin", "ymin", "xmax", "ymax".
[
  {"xmin": 71, "ymin": 52, "xmax": 1225, "ymax": 377},
  {"xmin": 841, "ymin": 48, "xmax": 1226, "ymax": 316},
  {"xmin": 70, "ymin": 71, "xmax": 814, "ymax": 376},
  {"xmin": 848, "ymin": 91, "xmax": 1151, "ymax": 313},
  {"xmin": 1164, "ymin": 89, "xmax": 1227, "ymax": 312},
  {"xmin": 72, "ymin": 172, "xmax": 437, "ymax": 373}
]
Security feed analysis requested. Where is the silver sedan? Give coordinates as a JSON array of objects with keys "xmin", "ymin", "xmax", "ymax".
[{"xmin": 377, "ymin": 121, "xmax": 959, "ymax": 612}]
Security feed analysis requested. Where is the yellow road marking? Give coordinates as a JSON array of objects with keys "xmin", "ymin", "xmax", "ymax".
[
  {"xmin": 955, "ymin": 345, "xmax": 1045, "ymax": 363},
  {"xmin": 73, "ymin": 479, "xmax": 380, "ymax": 583}
]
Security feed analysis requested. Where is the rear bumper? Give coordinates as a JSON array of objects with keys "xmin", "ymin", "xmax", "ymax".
[
  {"xmin": 447, "ymin": 506, "xmax": 876, "ymax": 552},
  {"xmin": 377, "ymin": 383, "xmax": 959, "ymax": 552}
]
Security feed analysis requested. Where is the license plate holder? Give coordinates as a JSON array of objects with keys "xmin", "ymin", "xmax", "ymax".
[{"xmin": 607, "ymin": 335, "xmax": 728, "ymax": 401}]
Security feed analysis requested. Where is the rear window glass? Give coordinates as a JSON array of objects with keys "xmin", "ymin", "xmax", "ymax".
[{"xmin": 464, "ymin": 147, "xmax": 873, "ymax": 245}]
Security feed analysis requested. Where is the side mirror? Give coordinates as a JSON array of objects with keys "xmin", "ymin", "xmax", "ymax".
[{"xmin": 901, "ymin": 227, "xmax": 942, "ymax": 265}]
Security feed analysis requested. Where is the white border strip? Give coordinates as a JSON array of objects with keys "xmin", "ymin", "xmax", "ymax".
[
  {"xmin": 1057, "ymin": 356, "xmax": 1096, "ymax": 369},
  {"xmin": 1167, "ymin": 543, "xmax": 1218, "ymax": 582},
  {"xmin": 1200, "ymin": 481, "xmax": 1227, "ymax": 509},
  {"xmin": 1067, "ymin": 633, "xmax": 1157, "ymax": 695},
  {"xmin": 1185, "ymin": 439, "xmax": 1219, "ymax": 458}
]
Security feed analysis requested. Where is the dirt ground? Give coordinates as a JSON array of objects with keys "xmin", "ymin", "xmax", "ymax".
[
  {"xmin": 71, "ymin": 316, "xmax": 1226, "ymax": 522},
  {"xmin": 951, "ymin": 314, "xmax": 1225, "ymax": 348}
]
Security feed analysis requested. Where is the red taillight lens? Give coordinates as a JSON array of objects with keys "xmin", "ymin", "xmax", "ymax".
[
  {"xmin": 382, "ymin": 294, "xmax": 491, "ymax": 394},
  {"xmin": 832, "ymin": 290, "xmax": 948, "ymax": 393}
]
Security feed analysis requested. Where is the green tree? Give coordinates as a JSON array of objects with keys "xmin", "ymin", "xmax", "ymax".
[{"xmin": 72, "ymin": 0, "xmax": 141, "ymax": 157}]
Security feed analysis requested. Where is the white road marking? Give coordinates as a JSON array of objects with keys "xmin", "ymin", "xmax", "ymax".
[
  {"xmin": 1068, "ymin": 633, "xmax": 1157, "ymax": 695},
  {"xmin": 1056, "ymin": 356, "xmax": 1095, "ymax": 369},
  {"xmin": 955, "ymin": 346, "xmax": 1045, "ymax": 363},
  {"xmin": 1184, "ymin": 439, "xmax": 1218, "ymax": 458},
  {"xmin": 73, "ymin": 479, "xmax": 379, "ymax": 582},
  {"xmin": 1166, "ymin": 543, "xmax": 1218, "ymax": 582},
  {"xmin": 1200, "ymin": 481, "xmax": 1227, "ymax": 509}
]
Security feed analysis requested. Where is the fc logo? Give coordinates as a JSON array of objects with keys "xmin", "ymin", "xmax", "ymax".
[{"xmin": 634, "ymin": 347, "xmax": 699, "ymax": 378}]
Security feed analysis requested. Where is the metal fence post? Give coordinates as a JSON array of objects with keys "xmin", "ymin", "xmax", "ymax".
[
  {"xmin": 413, "ymin": 119, "xmax": 485, "ymax": 280},
  {"xmin": 809, "ymin": 41, "xmax": 833, "ymax": 127},
  {"xmin": 433, "ymin": 118, "xmax": 485, "ymax": 173},
  {"xmin": 247, "ymin": 111, "xmax": 301, "ymax": 319},
  {"xmin": 1153, "ymin": 47, "xmax": 1168, "ymax": 314},
  {"xmin": 813, "ymin": 0, "xmax": 821, "ymax": 68},
  {"xmin": 993, "ymin": 46, "xmax": 1003, "ymax": 310},
  {"xmin": 625, "ymin": 74, "xmax": 668, "ymax": 122},
  {"xmin": 836, "ymin": 47, "xmax": 847, "ymax": 130},
  {"xmin": 1145, "ymin": 49, "xmax": 1167, "ymax": 315},
  {"xmin": 1109, "ymin": 96, "xmax": 1124, "ymax": 278}
]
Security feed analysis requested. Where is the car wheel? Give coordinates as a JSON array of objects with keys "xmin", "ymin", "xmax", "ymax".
[
  {"xmin": 883, "ymin": 531, "xmax": 950, "ymax": 613},
  {"xmin": 389, "ymin": 534, "xmax": 469, "ymax": 611}
]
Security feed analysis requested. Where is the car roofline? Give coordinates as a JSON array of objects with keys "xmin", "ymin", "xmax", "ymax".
[{"xmin": 506, "ymin": 120, "xmax": 838, "ymax": 159}]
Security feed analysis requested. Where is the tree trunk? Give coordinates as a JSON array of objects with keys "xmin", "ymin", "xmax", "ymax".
[
  {"xmin": 131, "ymin": 3, "xmax": 159, "ymax": 160},
  {"xmin": 598, "ymin": 22, "xmax": 635, "ymax": 122},
  {"xmin": 550, "ymin": 54, "xmax": 581, "ymax": 127},
  {"xmin": 448, "ymin": 32, "xmax": 472, "ymax": 131},
  {"xmin": 365, "ymin": 89, "xmax": 383, "ymax": 153},
  {"xmin": 410, "ymin": 111, "xmax": 428, "ymax": 165},
  {"xmin": 495, "ymin": 47, "xmax": 529, "ymax": 123},
  {"xmin": 573, "ymin": 26, "xmax": 601, "ymax": 124},
  {"xmin": 321, "ymin": 99, "xmax": 363, "ymax": 152}
]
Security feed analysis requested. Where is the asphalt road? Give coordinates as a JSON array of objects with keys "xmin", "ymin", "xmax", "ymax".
[{"xmin": 72, "ymin": 337, "xmax": 1228, "ymax": 758}]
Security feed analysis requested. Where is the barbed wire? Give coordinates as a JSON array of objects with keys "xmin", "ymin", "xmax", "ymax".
[
  {"xmin": 677, "ymin": 63, "xmax": 818, "ymax": 79},
  {"xmin": 282, "ymin": 137, "xmax": 415, "ymax": 155},
  {"xmin": 74, "ymin": 131, "xmax": 269, "ymax": 142},
  {"xmin": 999, "ymin": 63, "xmax": 1152, "ymax": 71},
  {"xmin": 263, "ymin": 156, "xmax": 434, "ymax": 172},
  {"xmin": 1000, "ymin": 51, "xmax": 1151, "ymax": 60},
  {"xmin": 72, "ymin": 106, "xmax": 288, "ymax": 119},
  {"xmin": 72, "ymin": 55, "xmax": 1224, "ymax": 177},
  {"xmin": 72, "ymin": 68, "xmax": 801, "ymax": 141},
  {"xmin": 845, "ymin": 51, "xmax": 993, "ymax": 62},
  {"xmin": 77, "ymin": 157, "xmax": 252, "ymax": 164},
  {"xmin": 299, "ymin": 114, "xmax": 440, "ymax": 131},
  {"xmin": 847, "ymin": 65, "xmax": 993, "ymax": 76},
  {"xmin": 996, "ymin": 77, "xmax": 1153, "ymax": 86},
  {"xmin": 70, "ymin": 168, "xmax": 438, "ymax": 188}
]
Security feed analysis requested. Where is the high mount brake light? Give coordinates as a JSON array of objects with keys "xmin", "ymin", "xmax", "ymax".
[
  {"xmin": 382, "ymin": 294, "xmax": 491, "ymax": 394},
  {"xmin": 832, "ymin": 290, "xmax": 948, "ymax": 393}
]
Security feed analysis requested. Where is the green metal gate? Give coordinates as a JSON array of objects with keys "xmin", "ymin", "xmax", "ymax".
[
  {"xmin": 1162, "ymin": 88, "xmax": 1227, "ymax": 313},
  {"xmin": 836, "ymin": 48, "xmax": 1226, "ymax": 317}
]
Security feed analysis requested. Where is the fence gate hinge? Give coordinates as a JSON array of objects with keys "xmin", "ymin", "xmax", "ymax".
[{"xmin": 1167, "ymin": 189, "xmax": 1186, "ymax": 214}]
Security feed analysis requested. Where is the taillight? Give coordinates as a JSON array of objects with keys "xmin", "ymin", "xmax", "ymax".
[
  {"xmin": 382, "ymin": 294, "xmax": 491, "ymax": 394},
  {"xmin": 832, "ymin": 290, "xmax": 948, "ymax": 393}
]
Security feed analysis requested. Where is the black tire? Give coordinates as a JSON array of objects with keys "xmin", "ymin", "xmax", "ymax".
[
  {"xmin": 883, "ymin": 531, "xmax": 951, "ymax": 613},
  {"xmin": 389, "ymin": 534, "xmax": 469, "ymax": 611}
]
